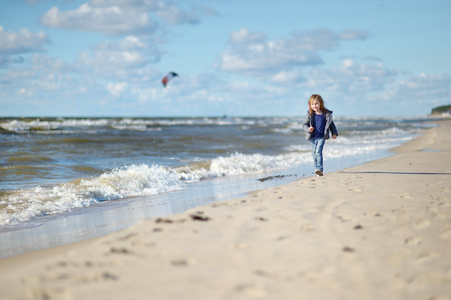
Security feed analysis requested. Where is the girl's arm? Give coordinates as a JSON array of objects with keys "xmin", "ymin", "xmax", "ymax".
[
  {"xmin": 302, "ymin": 113, "xmax": 312, "ymax": 132},
  {"xmin": 329, "ymin": 120, "xmax": 338, "ymax": 138}
]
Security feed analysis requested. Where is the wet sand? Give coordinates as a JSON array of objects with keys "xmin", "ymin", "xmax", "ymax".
[{"xmin": 0, "ymin": 120, "xmax": 450, "ymax": 300}]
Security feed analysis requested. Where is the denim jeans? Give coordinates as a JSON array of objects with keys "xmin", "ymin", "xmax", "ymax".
[{"xmin": 310, "ymin": 137, "xmax": 325, "ymax": 172}]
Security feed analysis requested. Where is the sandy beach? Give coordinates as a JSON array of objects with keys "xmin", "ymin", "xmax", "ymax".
[{"xmin": 1, "ymin": 120, "xmax": 450, "ymax": 300}]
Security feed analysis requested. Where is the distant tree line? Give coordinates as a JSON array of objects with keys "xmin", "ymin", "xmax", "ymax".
[{"xmin": 431, "ymin": 105, "xmax": 451, "ymax": 114}]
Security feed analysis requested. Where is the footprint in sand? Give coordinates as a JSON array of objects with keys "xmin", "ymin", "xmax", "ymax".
[
  {"xmin": 342, "ymin": 246, "xmax": 356, "ymax": 253},
  {"xmin": 254, "ymin": 269, "xmax": 295, "ymax": 281},
  {"xmin": 27, "ymin": 287, "xmax": 72, "ymax": 300},
  {"xmin": 71, "ymin": 271, "xmax": 119, "ymax": 283},
  {"xmin": 404, "ymin": 236, "xmax": 422, "ymax": 246},
  {"xmin": 170, "ymin": 258, "xmax": 196, "ymax": 266},
  {"xmin": 365, "ymin": 212, "xmax": 383, "ymax": 217},
  {"xmin": 414, "ymin": 219, "xmax": 430, "ymax": 229},
  {"xmin": 336, "ymin": 215, "xmax": 352, "ymax": 223},
  {"xmin": 27, "ymin": 269, "xmax": 119, "ymax": 285},
  {"xmin": 116, "ymin": 232, "xmax": 138, "ymax": 241},
  {"xmin": 399, "ymin": 193, "xmax": 413, "ymax": 200},
  {"xmin": 107, "ymin": 247, "xmax": 134, "ymax": 255},
  {"xmin": 190, "ymin": 212, "xmax": 211, "ymax": 221},
  {"xmin": 45, "ymin": 259, "xmax": 118, "ymax": 271},
  {"xmin": 45, "ymin": 261, "xmax": 79, "ymax": 270},
  {"xmin": 417, "ymin": 251, "xmax": 440, "ymax": 262}
]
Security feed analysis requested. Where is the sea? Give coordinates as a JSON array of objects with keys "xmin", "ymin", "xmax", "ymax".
[{"xmin": 0, "ymin": 116, "xmax": 436, "ymax": 258}]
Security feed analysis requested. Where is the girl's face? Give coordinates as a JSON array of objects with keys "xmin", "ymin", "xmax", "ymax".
[{"xmin": 310, "ymin": 99, "xmax": 322, "ymax": 113}]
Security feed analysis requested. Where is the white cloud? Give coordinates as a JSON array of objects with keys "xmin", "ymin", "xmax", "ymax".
[
  {"xmin": 91, "ymin": 0, "xmax": 217, "ymax": 24},
  {"xmin": 39, "ymin": 1, "xmax": 215, "ymax": 37},
  {"xmin": 288, "ymin": 29, "xmax": 368, "ymax": 51},
  {"xmin": 77, "ymin": 36, "xmax": 160, "ymax": 79},
  {"xmin": 271, "ymin": 71, "xmax": 304, "ymax": 83},
  {"xmin": 94, "ymin": 0, "xmax": 219, "ymax": 21},
  {"xmin": 90, "ymin": 0, "xmax": 159, "ymax": 10},
  {"xmin": 31, "ymin": 54, "xmax": 75, "ymax": 73},
  {"xmin": 229, "ymin": 28, "xmax": 266, "ymax": 44},
  {"xmin": 131, "ymin": 86, "xmax": 160, "ymax": 102},
  {"xmin": 40, "ymin": 3, "xmax": 158, "ymax": 36},
  {"xmin": 338, "ymin": 29, "xmax": 369, "ymax": 40},
  {"xmin": 0, "ymin": 26, "xmax": 50, "ymax": 54},
  {"xmin": 293, "ymin": 58, "xmax": 451, "ymax": 116},
  {"xmin": 107, "ymin": 82, "xmax": 128, "ymax": 97},
  {"xmin": 78, "ymin": 49, "xmax": 147, "ymax": 71},
  {"xmin": 218, "ymin": 42, "xmax": 320, "ymax": 76},
  {"xmin": 383, "ymin": 73, "xmax": 451, "ymax": 103},
  {"xmin": 0, "ymin": 54, "xmax": 74, "ymax": 88},
  {"xmin": 302, "ymin": 58, "xmax": 397, "ymax": 94},
  {"xmin": 156, "ymin": 2, "xmax": 200, "ymax": 25},
  {"xmin": 218, "ymin": 28, "xmax": 368, "ymax": 77},
  {"xmin": 93, "ymin": 35, "xmax": 150, "ymax": 53}
]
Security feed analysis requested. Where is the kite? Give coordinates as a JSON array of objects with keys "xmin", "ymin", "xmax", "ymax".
[{"xmin": 161, "ymin": 72, "xmax": 178, "ymax": 88}]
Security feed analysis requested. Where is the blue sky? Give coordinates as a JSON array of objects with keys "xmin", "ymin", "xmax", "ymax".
[{"xmin": 0, "ymin": 0, "xmax": 450, "ymax": 117}]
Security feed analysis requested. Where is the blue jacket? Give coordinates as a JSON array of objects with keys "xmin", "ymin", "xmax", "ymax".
[{"xmin": 302, "ymin": 110, "xmax": 338, "ymax": 141}]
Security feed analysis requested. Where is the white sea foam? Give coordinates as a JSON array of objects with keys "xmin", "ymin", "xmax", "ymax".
[
  {"xmin": 0, "ymin": 117, "xmax": 267, "ymax": 133},
  {"xmin": 0, "ymin": 119, "xmax": 107, "ymax": 133},
  {"xmin": 0, "ymin": 150, "xmax": 318, "ymax": 225},
  {"xmin": 0, "ymin": 164, "xmax": 182, "ymax": 225},
  {"xmin": 176, "ymin": 152, "xmax": 312, "ymax": 182}
]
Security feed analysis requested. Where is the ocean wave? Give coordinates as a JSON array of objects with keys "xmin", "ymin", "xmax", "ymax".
[
  {"xmin": 0, "ymin": 118, "xmax": 109, "ymax": 133},
  {"xmin": 0, "ymin": 151, "xmax": 303, "ymax": 225},
  {"xmin": 0, "ymin": 116, "xmax": 424, "ymax": 226},
  {"xmin": 176, "ymin": 152, "xmax": 312, "ymax": 181},
  {"xmin": 2, "ymin": 126, "xmax": 413, "ymax": 226},
  {"xmin": 0, "ymin": 164, "xmax": 182, "ymax": 225},
  {"xmin": 0, "ymin": 117, "xmax": 281, "ymax": 133}
]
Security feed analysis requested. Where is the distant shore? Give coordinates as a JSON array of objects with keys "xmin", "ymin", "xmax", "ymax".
[{"xmin": 1, "ymin": 120, "xmax": 450, "ymax": 300}]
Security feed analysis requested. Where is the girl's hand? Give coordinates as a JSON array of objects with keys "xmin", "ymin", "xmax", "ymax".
[
  {"xmin": 332, "ymin": 135, "xmax": 337, "ymax": 139},
  {"xmin": 309, "ymin": 127, "xmax": 314, "ymax": 133}
]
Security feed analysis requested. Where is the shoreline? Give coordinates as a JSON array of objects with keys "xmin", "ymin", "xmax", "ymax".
[
  {"xmin": 0, "ymin": 133, "xmax": 400, "ymax": 260},
  {"xmin": 1, "ymin": 120, "xmax": 450, "ymax": 299}
]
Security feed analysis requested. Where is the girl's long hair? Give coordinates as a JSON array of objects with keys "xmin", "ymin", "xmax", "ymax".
[{"xmin": 308, "ymin": 94, "xmax": 327, "ymax": 115}]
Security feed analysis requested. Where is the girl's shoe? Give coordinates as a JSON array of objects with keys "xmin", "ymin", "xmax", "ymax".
[{"xmin": 315, "ymin": 169, "xmax": 323, "ymax": 176}]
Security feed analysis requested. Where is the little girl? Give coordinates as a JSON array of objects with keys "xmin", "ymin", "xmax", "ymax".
[{"xmin": 302, "ymin": 94, "xmax": 338, "ymax": 176}]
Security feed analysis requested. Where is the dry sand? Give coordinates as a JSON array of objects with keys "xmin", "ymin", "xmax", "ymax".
[{"xmin": 1, "ymin": 120, "xmax": 450, "ymax": 300}]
